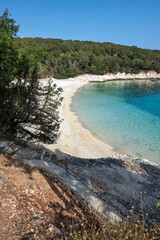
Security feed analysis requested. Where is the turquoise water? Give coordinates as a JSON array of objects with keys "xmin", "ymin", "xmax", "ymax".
[{"xmin": 73, "ymin": 80, "xmax": 160, "ymax": 164}]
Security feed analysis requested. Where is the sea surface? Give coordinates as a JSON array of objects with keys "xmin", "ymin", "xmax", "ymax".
[{"xmin": 72, "ymin": 80, "xmax": 160, "ymax": 164}]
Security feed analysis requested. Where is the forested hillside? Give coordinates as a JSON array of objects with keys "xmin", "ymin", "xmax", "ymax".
[{"xmin": 16, "ymin": 37, "xmax": 160, "ymax": 79}]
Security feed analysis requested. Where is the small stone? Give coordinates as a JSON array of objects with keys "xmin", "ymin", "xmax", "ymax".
[
  {"xmin": 27, "ymin": 181, "xmax": 32, "ymax": 184},
  {"xmin": 48, "ymin": 224, "xmax": 61, "ymax": 233},
  {"xmin": 31, "ymin": 217, "xmax": 44, "ymax": 223}
]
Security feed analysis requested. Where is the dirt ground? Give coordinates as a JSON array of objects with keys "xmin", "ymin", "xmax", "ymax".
[{"xmin": 0, "ymin": 153, "xmax": 90, "ymax": 240}]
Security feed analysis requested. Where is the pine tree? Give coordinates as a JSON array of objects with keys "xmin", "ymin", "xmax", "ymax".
[{"xmin": 0, "ymin": 9, "xmax": 62, "ymax": 143}]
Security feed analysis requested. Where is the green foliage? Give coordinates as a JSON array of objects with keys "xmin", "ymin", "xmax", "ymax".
[
  {"xmin": 0, "ymin": 9, "xmax": 19, "ymax": 37},
  {"xmin": 15, "ymin": 37, "xmax": 160, "ymax": 79},
  {"xmin": 0, "ymin": 9, "xmax": 62, "ymax": 143}
]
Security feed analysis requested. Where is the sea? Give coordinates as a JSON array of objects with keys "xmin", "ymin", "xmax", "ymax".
[{"xmin": 72, "ymin": 80, "xmax": 160, "ymax": 164}]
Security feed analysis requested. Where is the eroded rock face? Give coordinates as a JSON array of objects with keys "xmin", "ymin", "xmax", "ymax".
[{"xmin": 52, "ymin": 153, "xmax": 160, "ymax": 223}]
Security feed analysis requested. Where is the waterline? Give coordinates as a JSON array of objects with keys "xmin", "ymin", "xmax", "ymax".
[{"xmin": 73, "ymin": 80, "xmax": 160, "ymax": 164}]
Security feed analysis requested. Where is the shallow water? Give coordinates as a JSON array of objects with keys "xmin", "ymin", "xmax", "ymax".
[{"xmin": 73, "ymin": 80, "xmax": 160, "ymax": 164}]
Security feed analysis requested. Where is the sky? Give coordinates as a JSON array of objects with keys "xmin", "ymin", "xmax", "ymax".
[{"xmin": 0, "ymin": 0, "xmax": 160, "ymax": 50}]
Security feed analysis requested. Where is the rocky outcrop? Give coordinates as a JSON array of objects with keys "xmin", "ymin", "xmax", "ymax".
[
  {"xmin": 0, "ymin": 141, "xmax": 159, "ymax": 224},
  {"xmin": 39, "ymin": 71, "xmax": 160, "ymax": 83},
  {"xmin": 50, "ymin": 152, "xmax": 160, "ymax": 224}
]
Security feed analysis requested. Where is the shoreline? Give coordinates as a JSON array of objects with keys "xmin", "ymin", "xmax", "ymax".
[
  {"xmin": 40, "ymin": 74, "xmax": 160, "ymax": 160},
  {"xmin": 89, "ymin": 77, "xmax": 160, "ymax": 83},
  {"xmin": 45, "ymin": 80, "xmax": 116, "ymax": 159},
  {"xmin": 70, "ymin": 90, "xmax": 123, "ymax": 155}
]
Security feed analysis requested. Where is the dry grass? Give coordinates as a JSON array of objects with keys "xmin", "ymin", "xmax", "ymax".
[
  {"xmin": 54, "ymin": 192, "xmax": 160, "ymax": 240},
  {"xmin": 59, "ymin": 212, "xmax": 160, "ymax": 240}
]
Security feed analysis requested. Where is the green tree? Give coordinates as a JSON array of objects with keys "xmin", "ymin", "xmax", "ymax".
[
  {"xmin": 15, "ymin": 37, "xmax": 160, "ymax": 78},
  {"xmin": 0, "ymin": 9, "xmax": 62, "ymax": 143},
  {"xmin": 0, "ymin": 8, "xmax": 19, "ymax": 36}
]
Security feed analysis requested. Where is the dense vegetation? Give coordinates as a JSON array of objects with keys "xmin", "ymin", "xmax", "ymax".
[
  {"xmin": 0, "ymin": 9, "xmax": 62, "ymax": 143},
  {"xmin": 16, "ymin": 37, "xmax": 160, "ymax": 79}
]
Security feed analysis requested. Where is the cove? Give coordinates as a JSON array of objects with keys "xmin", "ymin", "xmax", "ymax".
[{"xmin": 72, "ymin": 80, "xmax": 160, "ymax": 164}]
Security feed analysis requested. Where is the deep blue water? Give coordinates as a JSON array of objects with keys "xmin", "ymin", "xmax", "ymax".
[{"xmin": 73, "ymin": 80, "xmax": 160, "ymax": 164}]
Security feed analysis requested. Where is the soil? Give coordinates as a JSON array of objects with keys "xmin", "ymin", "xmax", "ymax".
[{"xmin": 0, "ymin": 153, "xmax": 90, "ymax": 240}]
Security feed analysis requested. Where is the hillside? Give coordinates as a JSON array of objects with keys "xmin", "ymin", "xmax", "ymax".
[
  {"xmin": 0, "ymin": 141, "xmax": 160, "ymax": 239},
  {"xmin": 16, "ymin": 38, "xmax": 160, "ymax": 79},
  {"xmin": 0, "ymin": 151, "xmax": 93, "ymax": 240}
]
